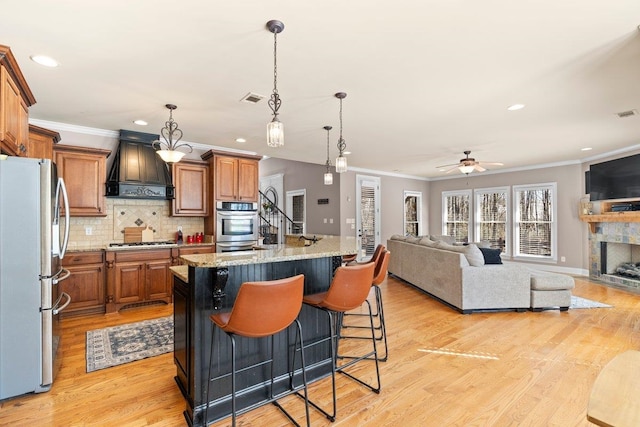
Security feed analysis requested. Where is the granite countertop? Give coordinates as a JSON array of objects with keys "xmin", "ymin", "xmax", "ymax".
[
  {"xmin": 68, "ymin": 242, "xmax": 215, "ymax": 253},
  {"xmin": 180, "ymin": 236, "xmax": 358, "ymax": 268},
  {"xmin": 170, "ymin": 265, "xmax": 189, "ymax": 282}
]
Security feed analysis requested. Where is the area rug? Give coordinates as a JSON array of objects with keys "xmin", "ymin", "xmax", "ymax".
[
  {"xmin": 86, "ymin": 316, "xmax": 173, "ymax": 373},
  {"xmin": 570, "ymin": 296, "xmax": 612, "ymax": 309}
]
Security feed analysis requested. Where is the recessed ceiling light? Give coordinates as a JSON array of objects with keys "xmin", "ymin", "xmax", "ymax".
[
  {"xmin": 235, "ymin": 138, "xmax": 246, "ymax": 143},
  {"xmin": 30, "ymin": 54, "xmax": 59, "ymax": 68},
  {"xmin": 507, "ymin": 104, "xmax": 525, "ymax": 111},
  {"xmin": 133, "ymin": 120, "xmax": 148, "ymax": 126},
  {"xmin": 581, "ymin": 147, "xmax": 593, "ymax": 151}
]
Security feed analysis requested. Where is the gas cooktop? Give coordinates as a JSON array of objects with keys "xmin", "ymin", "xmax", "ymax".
[{"xmin": 109, "ymin": 241, "xmax": 176, "ymax": 247}]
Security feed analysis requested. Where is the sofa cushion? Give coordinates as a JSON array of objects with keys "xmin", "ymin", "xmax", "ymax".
[
  {"xmin": 479, "ymin": 247, "xmax": 503, "ymax": 264},
  {"xmin": 390, "ymin": 234, "xmax": 407, "ymax": 241},
  {"xmin": 429, "ymin": 235, "xmax": 456, "ymax": 244},
  {"xmin": 436, "ymin": 241, "xmax": 485, "ymax": 266},
  {"xmin": 405, "ymin": 236, "xmax": 422, "ymax": 244},
  {"xmin": 530, "ymin": 271, "xmax": 575, "ymax": 291},
  {"xmin": 419, "ymin": 237, "xmax": 438, "ymax": 247}
]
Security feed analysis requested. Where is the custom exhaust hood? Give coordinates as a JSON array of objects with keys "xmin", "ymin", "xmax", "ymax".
[{"xmin": 106, "ymin": 130, "xmax": 175, "ymax": 200}]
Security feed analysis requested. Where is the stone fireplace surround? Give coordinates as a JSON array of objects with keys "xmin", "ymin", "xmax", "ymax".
[{"xmin": 590, "ymin": 221, "xmax": 640, "ymax": 289}]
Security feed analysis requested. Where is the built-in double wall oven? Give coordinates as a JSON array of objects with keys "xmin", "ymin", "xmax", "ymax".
[{"xmin": 216, "ymin": 201, "xmax": 258, "ymax": 252}]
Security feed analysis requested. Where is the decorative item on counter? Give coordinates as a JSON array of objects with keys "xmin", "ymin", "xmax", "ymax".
[
  {"xmin": 196, "ymin": 232, "xmax": 203, "ymax": 243},
  {"xmin": 176, "ymin": 228, "xmax": 183, "ymax": 244},
  {"xmin": 187, "ymin": 235, "xmax": 193, "ymax": 244}
]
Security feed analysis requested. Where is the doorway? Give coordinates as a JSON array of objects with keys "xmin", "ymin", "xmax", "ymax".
[
  {"xmin": 356, "ymin": 175, "xmax": 380, "ymax": 261},
  {"xmin": 286, "ymin": 189, "xmax": 306, "ymax": 235}
]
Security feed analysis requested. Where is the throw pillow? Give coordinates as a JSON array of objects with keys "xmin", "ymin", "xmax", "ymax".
[
  {"xmin": 390, "ymin": 234, "xmax": 406, "ymax": 241},
  {"xmin": 479, "ymin": 247, "xmax": 503, "ymax": 264},
  {"xmin": 435, "ymin": 241, "xmax": 485, "ymax": 266},
  {"xmin": 462, "ymin": 244, "xmax": 485, "ymax": 267}
]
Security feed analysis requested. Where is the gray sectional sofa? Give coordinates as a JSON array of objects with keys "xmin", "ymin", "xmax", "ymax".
[{"xmin": 387, "ymin": 236, "xmax": 532, "ymax": 314}]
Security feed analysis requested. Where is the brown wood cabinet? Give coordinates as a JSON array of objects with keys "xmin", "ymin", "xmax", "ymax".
[
  {"xmin": 59, "ymin": 251, "xmax": 105, "ymax": 318},
  {"xmin": 0, "ymin": 45, "xmax": 36, "ymax": 157},
  {"xmin": 171, "ymin": 160, "xmax": 209, "ymax": 216},
  {"xmin": 105, "ymin": 249, "xmax": 173, "ymax": 313},
  {"xmin": 201, "ymin": 150, "xmax": 261, "ymax": 236},
  {"xmin": 214, "ymin": 155, "xmax": 259, "ymax": 202},
  {"xmin": 172, "ymin": 244, "xmax": 215, "ymax": 264},
  {"xmin": 54, "ymin": 144, "xmax": 111, "ymax": 216},
  {"xmin": 28, "ymin": 124, "xmax": 60, "ymax": 160}
]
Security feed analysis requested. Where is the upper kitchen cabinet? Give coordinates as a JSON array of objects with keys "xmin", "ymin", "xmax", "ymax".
[
  {"xmin": 202, "ymin": 150, "xmax": 260, "ymax": 202},
  {"xmin": 0, "ymin": 45, "xmax": 36, "ymax": 157},
  {"xmin": 54, "ymin": 144, "xmax": 111, "ymax": 216},
  {"xmin": 28, "ymin": 124, "xmax": 60, "ymax": 160},
  {"xmin": 171, "ymin": 160, "xmax": 209, "ymax": 216}
]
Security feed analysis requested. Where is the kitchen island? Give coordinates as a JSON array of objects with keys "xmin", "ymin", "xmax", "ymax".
[{"xmin": 172, "ymin": 236, "xmax": 357, "ymax": 426}]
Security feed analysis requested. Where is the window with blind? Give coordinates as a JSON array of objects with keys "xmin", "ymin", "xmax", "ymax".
[
  {"xmin": 474, "ymin": 187, "xmax": 509, "ymax": 254},
  {"xmin": 360, "ymin": 183, "xmax": 377, "ymax": 256},
  {"xmin": 442, "ymin": 190, "xmax": 471, "ymax": 243},
  {"xmin": 404, "ymin": 191, "xmax": 422, "ymax": 237},
  {"xmin": 513, "ymin": 183, "xmax": 556, "ymax": 260}
]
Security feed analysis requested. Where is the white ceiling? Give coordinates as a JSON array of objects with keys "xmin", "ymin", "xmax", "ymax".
[{"xmin": 3, "ymin": 1, "xmax": 640, "ymax": 178}]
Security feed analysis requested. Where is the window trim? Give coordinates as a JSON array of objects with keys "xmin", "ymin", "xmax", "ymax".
[
  {"xmin": 442, "ymin": 189, "xmax": 472, "ymax": 243},
  {"xmin": 512, "ymin": 182, "xmax": 557, "ymax": 262},
  {"xmin": 474, "ymin": 186, "xmax": 510, "ymax": 256},
  {"xmin": 403, "ymin": 190, "xmax": 422, "ymax": 237}
]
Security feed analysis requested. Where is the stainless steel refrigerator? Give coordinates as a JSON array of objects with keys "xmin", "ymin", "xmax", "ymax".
[{"xmin": 0, "ymin": 156, "xmax": 71, "ymax": 400}]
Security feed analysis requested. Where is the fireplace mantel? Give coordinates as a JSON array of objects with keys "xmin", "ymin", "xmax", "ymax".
[{"xmin": 580, "ymin": 212, "xmax": 640, "ymax": 233}]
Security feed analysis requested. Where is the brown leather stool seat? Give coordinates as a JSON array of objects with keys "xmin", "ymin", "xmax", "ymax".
[
  {"xmin": 204, "ymin": 274, "xmax": 310, "ymax": 427},
  {"xmin": 299, "ymin": 262, "xmax": 379, "ymax": 422}
]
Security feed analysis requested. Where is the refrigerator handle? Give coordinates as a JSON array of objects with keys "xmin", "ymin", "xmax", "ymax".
[
  {"xmin": 52, "ymin": 268, "xmax": 71, "ymax": 285},
  {"xmin": 52, "ymin": 292, "xmax": 71, "ymax": 315},
  {"xmin": 56, "ymin": 177, "xmax": 70, "ymax": 260}
]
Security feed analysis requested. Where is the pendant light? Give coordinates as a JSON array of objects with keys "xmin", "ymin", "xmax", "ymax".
[
  {"xmin": 266, "ymin": 20, "xmax": 285, "ymax": 147},
  {"xmin": 323, "ymin": 125, "xmax": 333, "ymax": 185},
  {"xmin": 335, "ymin": 92, "xmax": 348, "ymax": 173},
  {"xmin": 152, "ymin": 104, "xmax": 193, "ymax": 163}
]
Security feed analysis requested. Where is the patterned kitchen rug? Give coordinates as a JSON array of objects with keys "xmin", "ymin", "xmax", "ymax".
[
  {"xmin": 86, "ymin": 315, "xmax": 173, "ymax": 373},
  {"xmin": 570, "ymin": 296, "xmax": 612, "ymax": 309}
]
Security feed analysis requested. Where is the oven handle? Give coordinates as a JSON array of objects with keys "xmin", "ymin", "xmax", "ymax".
[
  {"xmin": 216, "ymin": 241, "xmax": 256, "ymax": 251},
  {"xmin": 217, "ymin": 211, "xmax": 256, "ymax": 220}
]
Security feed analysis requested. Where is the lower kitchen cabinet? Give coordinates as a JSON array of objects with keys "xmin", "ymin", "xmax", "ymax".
[
  {"xmin": 59, "ymin": 251, "xmax": 105, "ymax": 318},
  {"xmin": 106, "ymin": 249, "xmax": 173, "ymax": 313}
]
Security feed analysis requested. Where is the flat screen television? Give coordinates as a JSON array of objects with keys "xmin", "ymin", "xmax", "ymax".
[{"xmin": 589, "ymin": 153, "xmax": 640, "ymax": 201}]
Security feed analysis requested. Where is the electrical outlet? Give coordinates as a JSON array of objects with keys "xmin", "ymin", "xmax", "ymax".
[
  {"xmin": 561, "ymin": 256, "xmax": 566, "ymax": 262},
  {"xmin": 323, "ymin": 218, "xmax": 327, "ymax": 223},
  {"xmin": 85, "ymin": 227, "xmax": 92, "ymax": 236},
  {"xmin": 330, "ymin": 218, "xmax": 334, "ymax": 224}
]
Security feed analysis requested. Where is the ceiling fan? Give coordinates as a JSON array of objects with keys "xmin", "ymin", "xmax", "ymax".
[{"xmin": 436, "ymin": 150, "xmax": 504, "ymax": 175}]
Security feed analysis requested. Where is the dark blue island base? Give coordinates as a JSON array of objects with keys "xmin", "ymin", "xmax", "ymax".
[{"xmin": 173, "ymin": 255, "xmax": 343, "ymax": 427}]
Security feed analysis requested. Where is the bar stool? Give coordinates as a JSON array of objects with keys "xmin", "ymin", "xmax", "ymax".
[
  {"xmin": 204, "ymin": 274, "xmax": 310, "ymax": 427},
  {"xmin": 300, "ymin": 262, "xmax": 379, "ymax": 422},
  {"xmin": 339, "ymin": 249, "xmax": 391, "ymax": 361}
]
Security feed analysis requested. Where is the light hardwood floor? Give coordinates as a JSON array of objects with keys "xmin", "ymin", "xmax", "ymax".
[{"xmin": 1, "ymin": 275, "xmax": 638, "ymax": 426}]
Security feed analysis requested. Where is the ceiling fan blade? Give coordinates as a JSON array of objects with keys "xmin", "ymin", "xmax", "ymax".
[
  {"xmin": 444, "ymin": 165, "xmax": 461, "ymax": 174},
  {"xmin": 477, "ymin": 161, "xmax": 504, "ymax": 166},
  {"xmin": 474, "ymin": 164, "xmax": 486, "ymax": 172},
  {"xmin": 435, "ymin": 162, "xmax": 462, "ymax": 169}
]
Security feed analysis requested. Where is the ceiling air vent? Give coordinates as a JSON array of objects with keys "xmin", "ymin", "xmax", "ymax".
[
  {"xmin": 616, "ymin": 109, "xmax": 638, "ymax": 118},
  {"xmin": 240, "ymin": 92, "xmax": 265, "ymax": 104}
]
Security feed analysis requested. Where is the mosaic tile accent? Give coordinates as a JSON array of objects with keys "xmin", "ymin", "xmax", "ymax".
[{"xmin": 113, "ymin": 204, "xmax": 164, "ymax": 239}]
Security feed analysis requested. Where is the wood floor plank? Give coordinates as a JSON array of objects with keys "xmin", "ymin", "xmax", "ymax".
[{"xmin": 1, "ymin": 276, "xmax": 639, "ymax": 426}]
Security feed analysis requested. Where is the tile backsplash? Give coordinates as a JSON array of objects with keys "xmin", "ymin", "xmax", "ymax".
[{"xmin": 66, "ymin": 198, "xmax": 204, "ymax": 251}]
